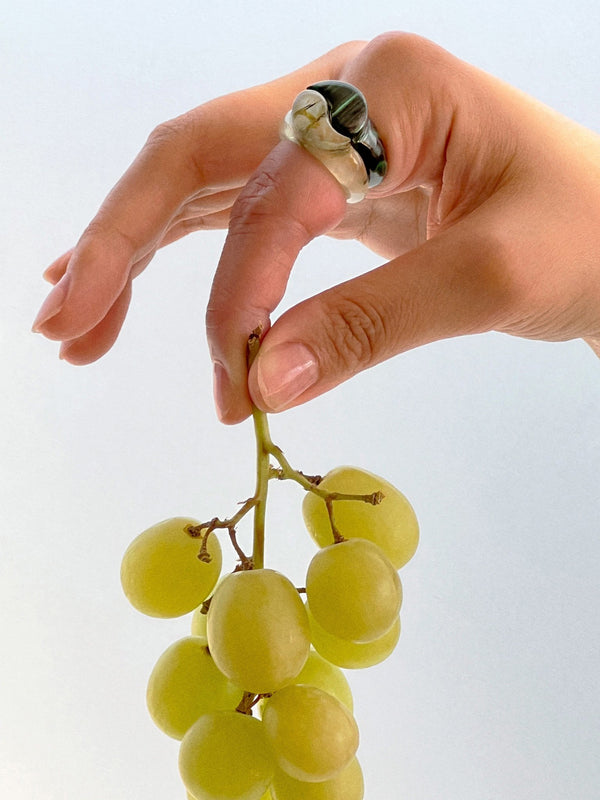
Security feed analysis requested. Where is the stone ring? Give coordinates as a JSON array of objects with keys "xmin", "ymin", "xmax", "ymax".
[{"xmin": 280, "ymin": 80, "xmax": 387, "ymax": 203}]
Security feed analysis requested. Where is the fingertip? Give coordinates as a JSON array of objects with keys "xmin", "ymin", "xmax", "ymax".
[
  {"xmin": 43, "ymin": 249, "xmax": 73, "ymax": 284},
  {"xmin": 212, "ymin": 360, "xmax": 253, "ymax": 424},
  {"xmin": 215, "ymin": 406, "xmax": 253, "ymax": 425},
  {"xmin": 58, "ymin": 339, "xmax": 106, "ymax": 365},
  {"xmin": 58, "ymin": 342, "xmax": 83, "ymax": 364},
  {"xmin": 32, "ymin": 273, "xmax": 72, "ymax": 335}
]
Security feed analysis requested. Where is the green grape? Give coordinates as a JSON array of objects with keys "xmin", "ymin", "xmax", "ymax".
[
  {"xmin": 179, "ymin": 711, "xmax": 275, "ymax": 800},
  {"xmin": 188, "ymin": 793, "xmax": 273, "ymax": 800},
  {"xmin": 207, "ymin": 569, "xmax": 310, "ymax": 694},
  {"xmin": 262, "ymin": 684, "xmax": 359, "ymax": 783},
  {"xmin": 146, "ymin": 636, "xmax": 243, "ymax": 740},
  {"xmin": 307, "ymin": 604, "xmax": 401, "ymax": 669},
  {"xmin": 271, "ymin": 758, "xmax": 364, "ymax": 800},
  {"xmin": 190, "ymin": 605, "xmax": 208, "ymax": 637},
  {"xmin": 302, "ymin": 466, "xmax": 419, "ymax": 568},
  {"xmin": 190, "ymin": 576, "xmax": 227, "ymax": 636},
  {"xmin": 291, "ymin": 650, "xmax": 353, "ymax": 711},
  {"xmin": 306, "ymin": 539, "xmax": 402, "ymax": 643},
  {"xmin": 120, "ymin": 517, "xmax": 222, "ymax": 618},
  {"xmin": 257, "ymin": 649, "xmax": 353, "ymax": 719},
  {"xmin": 187, "ymin": 787, "xmax": 274, "ymax": 799}
]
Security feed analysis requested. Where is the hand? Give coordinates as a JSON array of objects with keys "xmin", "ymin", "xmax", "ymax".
[{"xmin": 33, "ymin": 33, "xmax": 600, "ymax": 424}]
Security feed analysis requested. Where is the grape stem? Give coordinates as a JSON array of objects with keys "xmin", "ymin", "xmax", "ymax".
[
  {"xmin": 189, "ymin": 330, "xmax": 385, "ymax": 567},
  {"xmin": 251, "ymin": 405, "xmax": 271, "ymax": 569},
  {"xmin": 186, "ymin": 501, "xmax": 256, "ymax": 568},
  {"xmin": 268, "ymin": 462, "xmax": 384, "ymax": 544},
  {"xmin": 236, "ymin": 691, "xmax": 270, "ymax": 715},
  {"xmin": 247, "ymin": 328, "xmax": 385, "ymax": 557},
  {"xmin": 248, "ymin": 330, "xmax": 270, "ymax": 570}
]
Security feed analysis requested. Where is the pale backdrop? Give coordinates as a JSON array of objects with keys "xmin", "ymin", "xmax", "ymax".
[{"xmin": 2, "ymin": 1, "xmax": 599, "ymax": 799}]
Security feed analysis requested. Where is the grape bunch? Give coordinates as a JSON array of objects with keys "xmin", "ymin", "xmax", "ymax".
[{"xmin": 120, "ymin": 361, "xmax": 418, "ymax": 799}]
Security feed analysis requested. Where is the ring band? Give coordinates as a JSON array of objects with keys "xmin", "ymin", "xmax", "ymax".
[{"xmin": 280, "ymin": 80, "xmax": 387, "ymax": 203}]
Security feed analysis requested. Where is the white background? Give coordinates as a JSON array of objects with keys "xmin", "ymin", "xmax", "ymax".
[{"xmin": 2, "ymin": 2, "xmax": 600, "ymax": 799}]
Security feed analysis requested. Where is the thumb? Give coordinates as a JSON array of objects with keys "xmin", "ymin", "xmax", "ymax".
[{"xmin": 248, "ymin": 215, "xmax": 506, "ymax": 412}]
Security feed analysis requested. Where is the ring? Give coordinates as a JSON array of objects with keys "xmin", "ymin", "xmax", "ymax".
[{"xmin": 280, "ymin": 80, "xmax": 387, "ymax": 203}]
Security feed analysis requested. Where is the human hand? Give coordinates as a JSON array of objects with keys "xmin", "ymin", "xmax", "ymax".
[{"xmin": 33, "ymin": 33, "xmax": 600, "ymax": 423}]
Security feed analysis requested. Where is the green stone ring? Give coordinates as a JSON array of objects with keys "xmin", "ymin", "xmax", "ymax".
[{"xmin": 280, "ymin": 80, "xmax": 387, "ymax": 203}]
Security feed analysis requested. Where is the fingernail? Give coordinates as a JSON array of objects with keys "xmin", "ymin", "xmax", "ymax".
[
  {"xmin": 213, "ymin": 361, "xmax": 233, "ymax": 422},
  {"xmin": 32, "ymin": 273, "xmax": 71, "ymax": 332},
  {"xmin": 256, "ymin": 343, "xmax": 318, "ymax": 411}
]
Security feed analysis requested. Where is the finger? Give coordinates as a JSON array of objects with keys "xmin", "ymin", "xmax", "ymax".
[
  {"xmin": 159, "ymin": 207, "xmax": 234, "ymax": 247},
  {"xmin": 33, "ymin": 40, "xmax": 365, "ymax": 345},
  {"xmin": 43, "ymin": 250, "xmax": 72, "ymax": 284},
  {"xmin": 248, "ymin": 215, "xmax": 508, "ymax": 412},
  {"xmin": 37, "ymin": 197, "xmax": 235, "ymax": 362},
  {"xmin": 585, "ymin": 337, "xmax": 600, "ymax": 358},
  {"xmin": 59, "ymin": 279, "xmax": 133, "ymax": 365},
  {"xmin": 42, "ymin": 184, "xmax": 240, "ymax": 286},
  {"xmin": 41, "ymin": 250, "xmax": 157, "ymax": 363},
  {"xmin": 206, "ymin": 140, "xmax": 348, "ymax": 423}
]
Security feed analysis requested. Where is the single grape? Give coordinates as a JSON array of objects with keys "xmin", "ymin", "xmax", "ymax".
[
  {"xmin": 262, "ymin": 684, "xmax": 359, "ymax": 783},
  {"xmin": 190, "ymin": 605, "xmax": 208, "ymax": 637},
  {"xmin": 307, "ymin": 604, "xmax": 401, "ymax": 669},
  {"xmin": 257, "ymin": 649, "xmax": 353, "ymax": 719},
  {"xmin": 146, "ymin": 636, "xmax": 243, "ymax": 740},
  {"xmin": 207, "ymin": 569, "xmax": 310, "ymax": 694},
  {"xmin": 187, "ymin": 792, "xmax": 273, "ymax": 800},
  {"xmin": 120, "ymin": 517, "xmax": 222, "ymax": 618},
  {"xmin": 179, "ymin": 711, "xmax": 275, "ymax": 800},
  {"xmin": 302, "ymin": 466, "xmax": 419, "ymax": 568},
  {"xmin": 306, "ymin": 538, "xmax": 402, "ymax": 643},
  {"xmin": 187, "ymin": 793, "xmax": 273, "ymax": 800},
  {"xmin": 271, "ymin": 757, "xmax": 364, "ymax": 800},
  {"xmin": 291, "ymin": 650, "xmax": 353, "ymax": 711},
  {"xmin": 190, "ymin": 576, "xmax": 226, "ymax": 636}
]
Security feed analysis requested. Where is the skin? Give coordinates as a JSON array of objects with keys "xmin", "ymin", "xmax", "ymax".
[{"xmin": 32, "ymin": 33, "xmax": 600, "ymax": 423}]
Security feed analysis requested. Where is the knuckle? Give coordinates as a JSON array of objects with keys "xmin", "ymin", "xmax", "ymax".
[
  {"xmin": 81, "ymin": 213, "xmax": 140, "ymax": 261},
  {"xmin": 361, "ymin": 31, "xmax": 448, "ymax": 78},
  {"xmin": 231, "ymin": 166, "xmax": 282, "ymax": 227},
  {"xmin": 227, "ymin": 164, "xmax": 312, "ymax": 256},
  {"xmin": 146, "ymin": 111, "xmax": 201, "ymax": 147},
  {"xmin": 145, "ymin": 110, "xmax": 210, "ymax": 184},
  {"xmin": 146, "ymin": 116, "xmax": 187, "ymax": 148},
  {"xmin": 79, "ymin": 218, "xmax": 129, "ymax": 255},
  {"xmin": 320, "ymin": 292, "xmax": 388, "ymax": 372}
]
